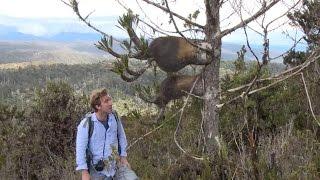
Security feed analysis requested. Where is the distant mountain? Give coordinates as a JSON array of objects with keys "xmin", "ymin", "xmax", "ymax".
[
  {"xmin": 221, "ymin": 42, "xmax": 288, "ymax": 61},
  {"xmin": 48, "ymin": 32, "xmax": 101, "ymax": 42},
  {"xmin": 0, "ymin": 41, "xmax": 109, "ymax": 64},
  {"xmin": 0, "ymin": 27, "xmax": 290, "ymax": 65},
  {"xmin": 0, "ymin": 25, "xmax": 42, "ymax": 41}
]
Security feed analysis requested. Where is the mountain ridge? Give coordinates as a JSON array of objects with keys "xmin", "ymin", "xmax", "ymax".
[{"xmin": 0, "ymin": 30, "xmax": 289, "ymax": 65}]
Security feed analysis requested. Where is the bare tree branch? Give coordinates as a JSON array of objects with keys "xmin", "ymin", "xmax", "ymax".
[
  {"xmin": 174, "ymin": 76, "xmax": 204, "ymax": 160},
  {"xmin": 127, "ymin": 107, "xmax": 183, "ymax": 150},
  {"xmin": 219, "ymin": 0, "xmax": 280, "ymax": 38},
  {"xmin": 63, "ymin": 0, "xmax": 154, "ymax": 83},
  {"xmin": 164, "ymin": 0, "xmax": 212, "ymax": 53},
  {"xmin": 115, "ymin": 0, "xmax": 170, "ymax": 36},
  {"xmin": 243, "ymin": 19, "xmax": 260, "ymax": 63},
  {"xmin": 248, "ymin": 52, "xmax": 319, "ymax": 95},
  {"xmin": 140, "ymin": 0, "xmax": 205, "ymax": 29},
  {"xmin": 64, "ymin": 0, "xmax": 122, "ymax": 43},
  {"xmin": 225, "ymin": 63, "xmax": 304, "ymax": 94},
  {"xmin": 134, "ymin": 0, "xmax": 203, "ymax": 35},
  {"xmin": 269, "ymin": 36, "xmax": 304, "ymax": 61},
  {"xmin": 300, "ymin": 72, "xmax": 320, "ymax": 126},
  {"xmin": 265, "ymin": 0, "xmax": 301, "ymax": 30},
  {"xmin": 218, "ymin": 50, "xmax": 320, "ymax": 108}
]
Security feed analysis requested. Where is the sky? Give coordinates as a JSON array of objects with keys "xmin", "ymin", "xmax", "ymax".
[{"xmin": 0, "ymin": 0, "xmax": 306, "ymax": 48}]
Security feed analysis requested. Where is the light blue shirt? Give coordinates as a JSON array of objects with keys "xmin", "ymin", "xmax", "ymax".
[{"xmin": 76, "ymin": 112, "xmax": 127, "ymax": 177}]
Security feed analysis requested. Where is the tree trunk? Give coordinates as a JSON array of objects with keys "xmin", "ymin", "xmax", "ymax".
[{"xmin": 203, "ymin": 0, "xmax": 221, "ymax": 157}]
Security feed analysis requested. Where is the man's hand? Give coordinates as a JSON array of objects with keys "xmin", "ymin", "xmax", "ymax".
[
  {"xmin": 119, "ymin": 156, "xmax": 130, "ymax": 168},
  {"xmin": 81, "ymin": 170, "xmax": 90, "ymax": 180}
]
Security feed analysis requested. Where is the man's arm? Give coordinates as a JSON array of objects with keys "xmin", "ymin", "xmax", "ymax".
[
  {"xmin": 117, "ymin": 117, "xmax": 128, "ymax": 157},
  {"xmin": 76, "ymin": 119, "xmax": 90, "ymax": 171},
  {"xmin": 117, "ymin": 115, "xmax": 129, "ymax": 167},
  {"xmin": 81, "ymin": 170, "xmax": 90, "ymax": 180},
  {"xmin": 119, "ymin": 156, "xmax": 130, "ymax": 168}
]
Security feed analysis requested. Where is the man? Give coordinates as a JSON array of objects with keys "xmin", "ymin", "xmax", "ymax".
[{"xmin": 76, "ymin": 88, "xmax": 129, "ymax": 180}]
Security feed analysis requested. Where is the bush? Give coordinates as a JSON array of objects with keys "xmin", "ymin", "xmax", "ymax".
[{"xmin": 0, "ymin": 81, "xmax": 90, "ymax": 179}]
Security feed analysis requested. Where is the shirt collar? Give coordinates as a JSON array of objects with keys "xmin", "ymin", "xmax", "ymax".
[
  {"xmin": 92, "ymin": 112, "xmax": 112, "ymax": 122},
  {"xmin": 91, "ymin": 113, "xmax": 99, "ymax": 122}
]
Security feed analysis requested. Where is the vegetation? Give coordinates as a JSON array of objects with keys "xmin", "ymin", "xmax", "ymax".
[
  {"xmin": 0, "ymin": 62, "xmax": 159, "ymax": 105},
  {"xmin": 0, "ymin": 57, "xmax": 319, "ymax": 179},
  {"xmin": 0, "ymin": 0, "xmax": 319, "ymax": 179}
]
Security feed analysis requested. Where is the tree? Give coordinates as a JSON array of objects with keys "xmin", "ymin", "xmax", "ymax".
[
  {"xmin": 284, "ymin": 0, "xmax": 320, "ymax": 67},
  {"xmin": 64, "ymin": 0, "xmax": 309, "ymax": 173},
  {"xmin": 288, "ymin": 0, "xmax": 320, "ymax": 50}
]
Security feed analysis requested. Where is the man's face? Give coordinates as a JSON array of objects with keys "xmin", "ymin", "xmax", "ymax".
[{"xmin": 96, "ymin": 95, "xmax": 112, "ymax": 114}]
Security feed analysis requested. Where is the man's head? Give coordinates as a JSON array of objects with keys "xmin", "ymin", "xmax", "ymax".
[{"xmin": 90, "ymin": 88, "xmax": 112, "ymax": 114}]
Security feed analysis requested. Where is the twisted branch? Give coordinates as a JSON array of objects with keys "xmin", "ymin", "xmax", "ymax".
[{"xmin": 300, "ymin": 72, "xmax": 320, "ymax": 126}]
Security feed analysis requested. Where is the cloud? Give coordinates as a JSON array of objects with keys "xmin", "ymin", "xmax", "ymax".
[
  {"xmin": 16, "ymin": 24, "xmax": 48, "ymax": 36},
  {"xmin": 0, "ymin": 15, "xmax": 126, "ymax": 37},
  {"xmin": 0, "ymin": 0, "xmax": 128, "ymax": 18}
]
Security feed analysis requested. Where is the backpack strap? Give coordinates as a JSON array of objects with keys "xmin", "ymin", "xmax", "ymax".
[
  {"xmin": 82, "ymin": 113, "xmax": 94, "ymax": 172},
  {"xmin": 82, "ymin": 112, "xmax": 94, "ymax": 142},
  {"xmin": 87, "ymin": 115, "xmax": 94, "ymax": 146},
  {"xmin": 112, "ymin": 110, "xmax": 122, "ymax": 155}
]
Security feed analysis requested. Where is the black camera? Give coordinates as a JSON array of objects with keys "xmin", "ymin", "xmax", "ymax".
[{"xmin": 94, "ymin": 159, "xmax": 105, "ymax": 171}]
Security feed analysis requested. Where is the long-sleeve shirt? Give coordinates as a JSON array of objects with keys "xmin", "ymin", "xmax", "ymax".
[{"xmin": 76, "ymin": 112, "xmax": 127, "ymax": 177}]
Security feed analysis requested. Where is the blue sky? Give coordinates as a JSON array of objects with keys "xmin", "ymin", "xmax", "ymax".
[{"xmin": 0, "ymin": 0, "xmax": 306, "ymax": 49}]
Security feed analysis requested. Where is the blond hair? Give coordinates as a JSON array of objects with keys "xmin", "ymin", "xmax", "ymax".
[{"xmin": 90, "ymin": 88, "xmax": 108, "ymax": 112}]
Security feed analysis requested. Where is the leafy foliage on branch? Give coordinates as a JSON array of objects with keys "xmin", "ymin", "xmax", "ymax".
[
  {"xmin": 288, "ymin": 0, "xmax": 320, "ymax": 49},
  {"xmin": 283, "ymin": 50, "xmax": 307, "ymax": 67}
]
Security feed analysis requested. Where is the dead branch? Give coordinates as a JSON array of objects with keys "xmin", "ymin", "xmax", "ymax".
[
  {"xmin": 115, "ymin": 0, "xmax": 170, "ymax": 36},
  {"xmin": 248, "ymin": 52, "xmax": 320, "ymax": 94},
  {"xmin": 225, "ymin": 63, "xmax": 303, "ymax": 94},
  {"xmin": 134, "ymin": 0, "xmax": 204, "ymax": 35},
  {"xmin": 300, "ymin": 72, "xmax": 320, "ymax": 126},
  {"xmin": 243, "ymin": 23, "xmax": 260, "ymax": 63},
  {"xmin": 64, "ymin": 0, "xmax": 154, "ymax": 83},
  {"xmin": 238, "ymin": 6, "xmax": 263, "ymax": 94},
  {"xmin": 140, "ymin": 0, "xmax": 205, "ymax": 29},
  {"xmin": 218, "ymin": 50, "xmax": 320, "ymax": 108},
  {"xmin": 127, "ymin": 108, "xmax": 182, "ymax": 150},
  {"xmin": 65, "ymin": 0, "xmax": 122, "ymax": 43},
  {"xmin": 219, "ymin": 0, "xmax": 280, "ymax": 38},
  {"xmin": 265, "ymin": 0, "xmax": 301, "ymax": 30},
  {"xmin": 66, "ymin": 0, "xmax": 149, "ymax": 59},
  {"xmin": 269, "ymin": 36, "xmax": 304, "ymax": 61},
  {"xmin": 163, "ymin": 0, "xmax": 212, "ymax": 53},
  {"xmin": 174, "ymin": 76, "xmax": 204, "ymax": 160}
]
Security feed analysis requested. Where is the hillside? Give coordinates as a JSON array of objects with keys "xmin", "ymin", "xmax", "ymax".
[
  {"xmin": 0, "ymin": 59, "xmax": 318, "ymax": 179},
  {"xmin": 0, "ymin": 41, "xmax": 109, "ymax": 64},
  {"xmin": 0, "ymin": 40, "xmax": 287, "ymax": 66}
]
